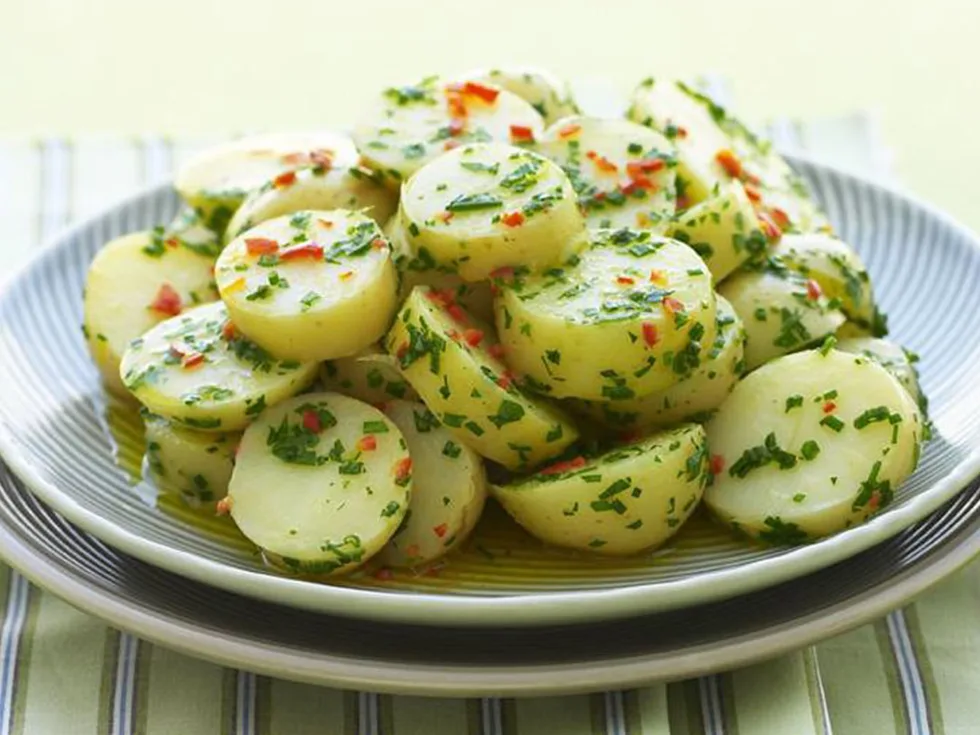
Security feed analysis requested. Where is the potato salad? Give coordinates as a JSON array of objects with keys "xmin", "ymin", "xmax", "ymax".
[{"xmin": 83, "ymin": 67, "xmax": 929, "ymax": 577}]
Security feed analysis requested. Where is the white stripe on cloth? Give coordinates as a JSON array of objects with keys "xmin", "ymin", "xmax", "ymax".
[
  {"xmin": 0, "ymin": 573, "xmax": 29, "ymax": 735},
  {"xmin": 698, "ymin": 674, "xmax": 726, "ymax": 735},
  {"xmin": 808, "ymin": 648, "xmax": 835, "ymax": 735},
  {"xmin": 603, "ymin": 690, "xmax": 627, "ymax": 735},
  {"xmin": 886, "ymin": 611, "xmax": 932, "ymax": 735}
]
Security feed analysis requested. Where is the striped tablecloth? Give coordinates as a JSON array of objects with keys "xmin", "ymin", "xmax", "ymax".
[{"xmin": 0, "ymin": 118, "xmax": 976, "ymax": 735}]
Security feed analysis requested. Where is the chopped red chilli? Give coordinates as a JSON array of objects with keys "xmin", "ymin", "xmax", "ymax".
[
  {"xmin": 501, "ymin": 211, "xmax": 525, "ymax": 227},
  {"xmin": 642, "ymin": 322, "xmax": 659, "ymax": 347},
  {"xmin": 509, "ymin": 125, "xmax": 535, "ymax": 142},
  {"xmin": 539, "ymin": 456, "xmax": 586, "ymax": 476},
  {"xmin": 273, "ymin": 171, "xmax": 297, "ymax": 188},
  {"xmin": 715, "ymin": 149, "xmax": 743, "ymax": 178},
  {"xmin": 302, "ymin": 410, "xmax": 323, "ymax": 433},
  {"xmin": 463, "ymin": 328, "xmax": 484, "ymax": 347},
  {"xmin": 149, "ymin": 283, "xmax": 182, "ymax": 316},
  {"xmin": 805, "ymin": 279, "xmax": 822, "ymax": 301},
  {"xmin": 461, "ymin": 81, "xmax": 499, "ymax": 103},
  {"xmin": 356, "ymin": 435, "xmax": 377, "ymax": 452},
  {"xmin": 245, "ymin": 238, "xmax": 279, "ymax": 255},
  {"xmin": 279, "ymin": 242, "xmax": 324, "ymax": 261}
]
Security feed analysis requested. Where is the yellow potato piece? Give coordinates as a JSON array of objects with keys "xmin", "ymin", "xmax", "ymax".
[
  {"xmin": 705, "ymin": 349, "xmax": 923, "ymax": 542},
  {"xmin": 719, "ymin": 265, "xmax": 845, "ymax": 370},
  {"xmin": 83, "ymin": 230, "xmax": 218, "ymax": 397},
  {"xmin": 119, "ymin": 302, "xmax": 318, "ymax": 432},
  {"xmin": 175, "ymin": 131, "xmax": 359, "ymax": 232},
  {"xmin": 492, "ymin": 424, "xmax": 709, "ymax": 555},
  {"xmin": 226, "ymin": 392, "xmax": 411, "ymax": 575},
  {"xmin": 224, "ymin": 165, "xmax": 397, "ymax": 242},
  {"xmin": 376, "ymin": 400, "xmax": 487, "ymax": 567},
  {"xmin": 399, "ymin": 142, "xmax": 584, "ymax": 281},
  {"xmin": 537, "ymin": 115, "xmax": 677, "ymax": 232},
  {"xmin": 836, "ymin": 337, "xmax": 924, "ymax": 409},
  {"xmin": 460, "ymin": 67, "xmax": 579, "ymax": 124},
  {"xmin": 353, "ymin": 76, "xmax": 544, "ymax": 186},
  {"xmin": 494, "ymin": 228, "xmax": 717, "ymax": 400},
  {"xmin": 385, "ymin": 286, "xmax": 579, "ymax": 471},
  {"xmin": 320, "ymin": 345, "xmax": 418, "ymax": 405},
  {"xmin": 215, "ymin": 210, "xmax": 398, "ymax": 361},
  {"xmin": 143, "ymin": 411, "xmax": 239, "ymax": 508}
]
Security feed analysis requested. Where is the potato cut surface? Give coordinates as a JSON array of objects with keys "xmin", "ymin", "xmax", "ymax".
[
  {"xmin": 320, "ymin": 345, "xmax": 418, "ymax": 405},
  {"xmin": 461, "ymin": 67, "xmax": 579, "ymax": 124}
]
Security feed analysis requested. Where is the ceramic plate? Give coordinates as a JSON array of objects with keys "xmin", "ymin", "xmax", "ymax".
[{"xmin": 0, "ymin": 156, "xmax": 978, "ymax": 627}]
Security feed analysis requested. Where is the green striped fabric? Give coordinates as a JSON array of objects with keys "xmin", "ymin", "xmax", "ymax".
[{"xmin": 0, "ymin": 129, "xmax": 975, "ymax": 735}]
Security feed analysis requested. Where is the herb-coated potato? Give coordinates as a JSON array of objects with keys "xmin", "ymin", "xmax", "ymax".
[
  {"xmin": 460, "ymin": 67, "xmax": 579, "ymax": 124},
  {"xmin": 705, "ymin": 349, "xmax": 923, "ymax": 543},
  {"xmin": 320, "ymin": 345, "xmax": 418, "ymax": 405},
  {"xmin": 215, "ymin": 210, "xmax": 398, "ymax": 361},
  {"xmin": 836, "ymin": 337, "xmax": 924, "ymax": 410},
  {"xmin": 492, "ymin": 424, "xmax": 709, "ymax": 555}
]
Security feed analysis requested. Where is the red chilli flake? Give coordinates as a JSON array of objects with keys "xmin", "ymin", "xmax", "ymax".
[
  {"xmin": 490, "ymin": 266, "xmax": 515, "ymax": 281},
  {"xmin": 663, "ymin": 296, "xmax": 684, "ymax": 314},
  {"xmin": 805, "ymin": 279, "xmax": 822, "ymax": 301},
  {"xmin": 558, "ymin": 123, "xmax": 581, "ymax": 138},
  {"xmin": 676, "ymin": 195, "xmax": 691, "ymax": 210},
  {"xmin": 615, "ymin": 276, "xmax": 635, "ymax": 285},
  {"xmin": 245, "ymin": 237, "xmax": 279, "ymax": 255},
  {"xmin": 823, "ymin": 401, "xmax": 837, "ymax": 414},
  {"xmin": 642, "ymin": 322, "xmax": 659, "ymax": 347},
  {"xmin": 302, "ymin": 410, "xmax": 322, "ymax": 433},
  {"xmin": 710, "ymin": 454, "xmax": 725, "ymax": 475},
  {"xmin": 586, "ymin": 150, "xmax": 618, "ymax": 173},
  {"xmin": 394, "ymin": 457, "xmax": 413, "ymax": 483},
  {"xmin": 715, "ymin": 149, "xmax": 743, "ymax": 178},
  {"xmin": 374, "ymin": 568, "xmax": 394, "ymax": 581},
  {"xmin": 437, "ymin": 210, "xmax": 454, "ymax": 223},
  {"xmin": 446, "ymin": 303, "xmax": 467, "ymax": 323},
  {"xmin": 371, "ymin": 237, "xmax": 387, "ymax": 250},
  {"xmin": 539, "ymin": 456, "xmax": 587, "ymax": 476},
  {"xmin": 273, "ymin": 171, "xmax": 297, "ymax": 188},
  {"xmin": 496, "ymin": 371, "xmax": 514, "ymax": 390},
  {"xmin": 215, "ymin": 497, "xmax": 232, "ymax": 516},
  {"xmin": 509, "ymin": 125, "xmax": 535, "ymax": 143},
  {"xmin": 626, "ymin": 158, "xmax": 665, "ymax": 181},
  {"xmin": 462, "ymin": 81, "xmax": 500, "ymax": 103},
  {"xmin": 279, "ymin": 242, "xmax": 324, "ymax": 261},
  {"xmin": 357, "ymin": 435, "xmax": 377, "ymax": 452},
  {"xmin": 433, "ymin": 523, "xmax": 449, "ymax": 538},
  {"xmin": 221, "ymin": 320, "xmax": 236, "ymax": 341},
  {"xmin": 447, "ymin": 92, "xmax": 468, "ymax": 120},
  {"xmin": 181, "ymin": 351, "xmax": 205, "ymax": 369},
  {"xmin": 868, "ymin": 493, "xmax": 881, "ymax": 511},
  {"xmin": 501, "ymin": 211, "xmax": 525, "ymax": 227},
  {"xmin": 769, "ymin": 207, "xmax": 791, "ymax": 229},
  {"xmin": 164, "ymin": 236, "xmax": 179, "ymax": 249},
  {"xmin": 743, "ymin": 182, "xmax": 762, "ymax": 203},
  {"xmin": 396, "ymin": 342, "xmax": 409, "ymax": 360},
  {"xmin": 463, "ymin": 328, "xmax": 484, "ymax": 347},
  {"xmin": 649, "ymin": 269, "xmax": 666, "ymax": 284},
  {"xmin": 149, "ymin": 283, "xmax": 182, "ymax": 316},
  {"xmin": 758, "ymin": 211, "xmax": 782, "ymax": 241},
  {"xmin": 488, "ymin": 343, "xmax": 505, "ymax": 360},
  {"xmin": 309, "ymin": 149, "xmax": 334, "ymax": 171},
  {"xmin": 448, "ymin": 117, "xmax": 466, "ymax": 136}
]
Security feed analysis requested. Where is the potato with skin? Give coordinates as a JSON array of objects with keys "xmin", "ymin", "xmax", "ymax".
[
  {"xmin": 385, "ymin": 215, "xmax": 495, "ymax": 322},
  {"xmin": 536, "ymin": 116, "xmax": 677, "ymax": 232},
  {"xmin": 215, "ymin": 210, "xmax": 398, "ymax": 361},
  {"xmin": 494, "ymin": 228, "xmax": 717, "ymax": 400},
  {"xmin": 719, "ymin": 265, "xmax": 845, "ymax": 370},
  {"xmin": 224, "ymin": 393, "xmax": 411, "ymax": 575},
  {"xmin": 399, "ymin": 143, "xmax": 584, "ymax": 281},
  {"xmin": 143, "ymin": 411, "xmax": 239, "ymax": 508},
  {"xmin": 705, "ymin": 349, "xmax": 923, "ymax": 543},
  {"xmin": 492, "ymin": 424, "xmax": 709, "ymax": 555},
  {"xmin": 120, "ymin": 302, "xmax": 319, "ymax": 432},
  {"xmin": 376, "ymin": 401, "xmax": 487, "ymax": 567},
  {"xmin": 385, "ymin": 286, "xmax": 579, "ymax": 471},
  {"xmin": 460, "ymin": 67, "xmax": 579, "ymax": 124},
  {"xmin": 84, "ymin": 230, "xmax": 219, "ymax": 397},
  {"xmin": 354, "ymin": 76, "xmax": 544, "ymax": 187},
  {"xmin": 224, "ymin": 164, "xmax": 398, "ymax": 242},
  {"xmin": 175, "ymin": 131, "xmax": 360, "ymax": 232},
  {"xmin": 320, "ymin": 346, "xmax": 418, "ymax": 404},
  {"xmin": 567, "ymin": 295, "xmax": 745, "ymax": 431},
  {"xmin": 668, "ymin": 182, "xmax": 768, "ymax": 282}
]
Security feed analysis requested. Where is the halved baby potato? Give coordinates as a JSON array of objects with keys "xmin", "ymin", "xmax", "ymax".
[
  {"xmin": 460, "ymin": 67, "xmax": 579, "ymax": 124},
  {"xmin": 705, "ymin": 349, "xmax": 923, "ymax": 543},
  {"xmin": 567, "ymin": 294, "xmax": 745, "ymax": 430},
  {"xmin": 494, "ymin": 228, "xmax": 717, "ymax": 400},
  {"xmin": 164, "ymin": 208, "xmax": 222, "ymax": 259},
  {"xmin": 224, "ymin": 164, "xmax": 398, "ymax": 242},
  {"xmin": 398, "ymin": 142, "xmax": 584, "ymax": 281},
  {"xmin": 836, "ymin": 336, "xmax": 924, "ymax": 409},
  {"xmin": 119, "ymin": 301, "xmax": 318, "ymax": 432},
  {"xmin": 536, "ymin": 116, "xmax": 677, "ymax": 232},
  {"xmin": 224, "ymin": 392, "xmax": 411, "ymax": 575},
  {"xmin": 376, "ymin": 400, "xmax": 487, "ymax": 567},
  {"xmin": 719, "ymin": 265, "xmax": 845, "ymax": 370},
  {"xmin": 320, "ymin": 345, "xmax": 418, "ymax": 404},
  {"xmin": 215, "ymin": 210, "xmax": 398, "ymax": 361},
  {"xmin": 668, "ymin": 182, "xmax": 767, "ymax": 282},
  {"xmin": 353, "ymin": 76, "xmax": 544, "ymax": 186},
  {"xmin": 492, "ymin": 424, "xmax": 709, "ymax": 555},
  {"xmin": 385, "ymin": 286, "xmax": 579, "ymax": 471},
  {"xmin": 84, "ymin": 230, "xmax": 219, "ymax": 396},
  {"xmin": 143, "ymin": 410, "xmax": 239, "ymax": 507}
]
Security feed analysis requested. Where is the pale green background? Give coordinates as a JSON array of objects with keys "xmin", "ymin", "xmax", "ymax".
[{"xmin": 2, "ymin": 0, "xmax": 977, "ymax": 226}]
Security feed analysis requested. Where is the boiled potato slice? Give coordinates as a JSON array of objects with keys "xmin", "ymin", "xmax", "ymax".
[
  {"xmin": 164, "ymin": 208, "xmax": 222, "ymax": 259},
  {"xmin": 119, "ymin": 302, "xmax": 318, "ymax": 432},
  {"xmin": 175, "ymin": 131, "xmax": 359, "ymax": 232},
  {"xmin": 84, "ymin": 231, "xmax": 219, "ymax": 397},
  {"xmin": 143, "ymin": 410, "xmax": 238, "ymax": 507},
  {"xmin": 224, "ymin": 164, "xmax": 397, "ymax": 242},
  {"xmin": 772, "ymin": 233, "xmax": 876, "ymax": 325},
  {"xmin": 495, "ymin": 228, "xmax": 717, "ymax": 400},
  {"xmin": 353, "ymin": 76, "xmax": 544, "ymax": 186},
  {"xmin": 536, "ymin": 116, "xmax": 677, "ymax": 232},
  {"xmin": 492, "ymin": 424, "xmax": 709, "ymax": 555},
  {"xmin": 385, "ymin": 215, "xmax": 494, "ymax": 322},
  {"xmin": 215, "ymin": 210, "xmax": 398, "ymax": 361},
  {"xmin": 836, "ymin": 337, "xmax": 924, "ymax": 409},
  {"xmin": 385, "ymin": 286, "xmax": 579, "ymax": 471},
  {"xmin": 705, "ymin": 349, "xmax": 923, "ymax": 542},
  {"xmin": 320, "ymin": 345, "xmax": 418, "ymax": 404},
  {"xmin": 461, "ymin": 67, "xmax": 579, "ymax": 124},
  {"xmin": 399, "ymin": 142, "xmax": 584, "ymax": 281},
  {"xmin": 668, "ymin": 182, "xmax": 768, "ymax": 282},
  {"xmin": 719, "ymin": 266, "xmax": 845, "ymax": 370},
  {"xmin": 567, "ymin": 295, "xmax": 745, "ymax": 430},
  {"xmin": 376, "ymin": 400, "xmax": 487, "ymax": 567},
  {"xmin": 224, "ymin": 392, "xmax": 410, "ymax": 575}
]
